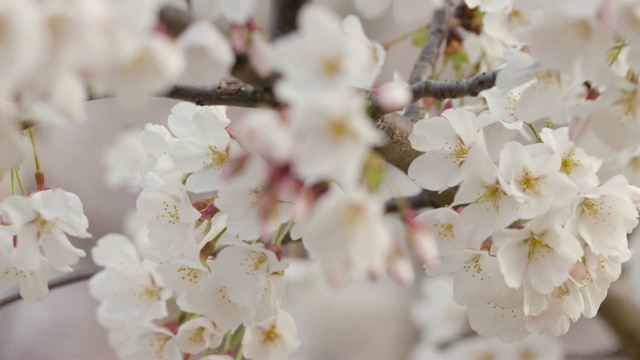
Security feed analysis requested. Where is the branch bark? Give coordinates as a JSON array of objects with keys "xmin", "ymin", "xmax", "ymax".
[
  {"xmin": 410, "ymin": 70, "xmax": 498, "ymax": 102},
  {"xmin": 165, "ymin": 78, "xmax": 280, "ymax": 108},
  {"xmin": 159, "ymin": 5, "xmax": 193, "ymax": 38},
  {"xmin": 374, "ymin": 112, "xmax": 422, "ymax": 173},
  {"xmin": 369, "ymin": 70, "xmax": 499, "ymax": 120},
  {"xmin": 404, "ymin": 1, "xmax": 454, "ymax": 121},
  {"xmin": 268, "ymin": 0, "xmax": 310, "ymax": 39},
  {"xmin": 0, "ymin": 267, "xmax": 100, "ymax": 310},
  {"xmin": 598, "ymin": 280, "xmax": 640, "ymax": 359}
]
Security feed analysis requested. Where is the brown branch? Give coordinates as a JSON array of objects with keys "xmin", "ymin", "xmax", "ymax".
[
  {"xmin": 410, "ymin": 70, "xmax": 498, "ymax": 102},
  {"xmin": 385, "ymin": 191, "xmax": 437, "ymax": 212},
  {"xmin": 0, "ymin": 267, "xmax": 100, "ymax": 309},
  {"xmin": 598, "ymin": 280, "xmax": 640, "ymax": 359},
  {"xmin": 369, "ymin": 70, "xmax": 499, "ymax": 120},
  {"xmin": 404, "ymin": 1, "xmax": 454, "ymax": 121},
  {"xmin": 268, "ymin": 0, "xmax": 310, "ymax": 39},
  {"xmin": 159, "ymin": 5, "xmax": 193, "ymax": 38},
  {"xmin": 374, "ymin": 112, "xmax": 422, "ymax": 173},
  {"xmin": 164, "ymin": 78, "xmax": 280, "ymax": 108}
]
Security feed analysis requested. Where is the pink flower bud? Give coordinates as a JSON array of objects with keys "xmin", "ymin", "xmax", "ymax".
[
  {"xmin": 376, "ymin": 82, "xmax": 412, "ymax": 113},
  {"xmin": 388, "ymin": 255, "xmax": 415, "ymax": 286}
]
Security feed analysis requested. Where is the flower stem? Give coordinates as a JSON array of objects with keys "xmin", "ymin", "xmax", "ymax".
[
  {"xmin": 28, "ymin": 127, "xmax": 41, "ymax": 172},
  {"xmin": 275, "ymin": 219, "xmax": 294, "ymax": 246},
  {"xmin": 10, "ymin": 168, "xmax": 16, "ymax": 196},
  {"xmin": 235, "ymin": 346, "xmax": 244, "ymax": 360},
  {"xmin": 28, "ymin": 127, "xmax": 46, "ymax": 190},
  {"xmin": 528, "ymin": 123, "xmax": 543, "ymax": 143},
  {"xmin": 229, "ymin": 325, "xmax": 245, "ymax": 350},
  {"xmin": 13, "ymin": 166, "xmax": 26, "ymax": 195},
  {"xmin": 384, "ymin": 26, "xmax": 428, "ymax": 49}
]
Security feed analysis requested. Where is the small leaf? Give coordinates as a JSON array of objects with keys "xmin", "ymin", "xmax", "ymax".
[
  {"xmin": 412, "ymin": 27, "xmax": 429, "ymax": 48},
  {"xmin": 362, "ymin": 152, "xmax": 385, "ymax": 192}
]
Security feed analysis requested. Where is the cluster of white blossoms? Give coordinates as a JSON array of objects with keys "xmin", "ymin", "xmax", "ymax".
[
  {"xmin": 0, "ymin": 189, "xmax": 90, "ymax": 302},
  {"xmin": 5, "ymin": 0, "xmax": 640, "ymax": 358},
  {"xmin": 410, "ymin": 276, "xmax": 564, "ymax": 360},
  {"xmin": 404, "ymin": 0, "xmax": 640, "ymax": 342},
  {"xmin": 0, "ymin": 0, "xmax": 252, "ymax": 170}
]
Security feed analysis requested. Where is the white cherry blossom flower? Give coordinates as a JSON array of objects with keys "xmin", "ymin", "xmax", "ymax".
[
  {"xmin": 90, "ymin": 34, "xmax": 185, "ymax": 103},
  {"xmin": 136, "ymin": 174, "xmax": 202, "ymax": 257},
  {"xmin": 342, "ymin": 15, "xmax": 386, "ymax": 90},
  {"xmin": 214, "ymin": 156, "xmax": 293, "ymax": 240},
  {"xmin": 242, "ymin": 309, "xmax": 300, "ymax": 360},
  {"xmin": 453, "ymin": 145, "xmax": 520, "ymax": 246},
  {"xmin": 119, "ymin": 324, "xmax": 181, "ymax": 360},
  {"xmin": 175, "ymin": 317, "xmax": 223, "ymax": 354},
  {"xmin": 289, "ymin": 92, "xmax": 383, "ymax": 187},
  {"xmin": 90, "ymin": 234, "xmax": 172, "ymax": 323},
  {"xmin": 177, "ymin": 21, "xmax": 234, "ymax": 86},
  {"xmin": 415, "ymin": 207, "xmax": 467, "ymax": 260},
  {"xmin": 103, "ymin": 127, "xmax": 147, "ymax": 191},
  {"xmin": 452, "ymin": 250, "xmax": 531, "ymax": 342},
  {"xmin": 0, "ymin": 0, "xmax": 46, "ymax": 95},
  {"xmin": 178, "ymin": 269, "xmax": 249, "ymax": 331},
  {"xmin": 0, "ymin": 111, "xmax": 28, "ymax": 171},
  {"xmin": 301, "ymin": 186, "xmax": 392, "ymax": 285},
  {"xmin": 272, "ymin": 4, "xmax": 371, "ymax": 103},
  {"xmin": 524, "ymin": 279, "xmax": 584, "ymax": 336},
  {"xmin": 353, "ymin": 0, "xmax": 444, "ymax": 24},
  {"xmin": 2, "ymin": 189, "xmax": 90, "ymax": 272},
  {"xmin": 211, "ymin": 241, "xmax": 288, "ymax": 323},
  {"xmin": 0, "ymin": 231, "xmax": 51, "ymax": 302},
  {"xmin": 139, "ymin": 123, "xmax": 182, "ymax": 183},
  {"xmin": 409, "ymin": 108, "xmax": 483, "ymax": 191},
  {"xmin": 493, "ymin": 211, "xmax": 583, "ymax": 294},
  {"xmin": 539, "ymin": 127, "xmax": 601, "ymax": 192},
  {"xmin": 569, "ymin": 175, "xmax": 638, "ymax": 258},
  {"xmin": 498, "ymin": 141, "xmax": 577, "ymax": 219},
  {"xmin": 169, "ymin": 104, "xmax": 234, "ymax": 193}
]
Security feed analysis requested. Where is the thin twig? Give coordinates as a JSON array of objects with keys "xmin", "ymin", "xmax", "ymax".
[
  {"xmin": 404, "ymin": 1, "xmax": 454, "ymax": 121},
  {"xmin": 369, "ymin": 70, "xmax": 499, "ymax": 120},
  {"xmin": 268, "ymin": 0, "xmax": 310, "ymax": 39},
  {"xmin": 164, "ymin": 78, "xmax": 280, "ymax": 108},
  {"xmin": 0, "ymin": 267, "xmax": 101, "ymax": 309},
  {"xmin": 410, "ymin": 69, "xmax": 498, "ymax": 102}
]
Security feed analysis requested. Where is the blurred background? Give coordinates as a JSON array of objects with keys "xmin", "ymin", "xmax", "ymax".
[{"xmin": 0, "ymin": 0, "xmax": 636, "ymax": 359}]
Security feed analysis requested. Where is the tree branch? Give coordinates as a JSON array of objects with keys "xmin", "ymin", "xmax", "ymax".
[
  {"xmin": 268, "ymin": 0, "xmax": 310, "ymax": 39},
  {"xmin": 159, "ymin": 5, "xmax": 193, "ymax": 38},
  {"xmin": 0, "ymin": 267, "xmax": 100, "ymax": 310},
  {"xmin": 404, "ymin": 1, "xmax": 454, "ymax": 120},
  {"xmin": 369, "ymin": 70, "xmax": 499, "ymax": 120},
  {"xmin": 164, "ymin": 78, "xmax": 280, "ymax": 108},
  {"xmin": 374, "ymin": 113, "xmax": 422, "ymax": 173},
  {"xmin": 598, "ymin": 280, "xmax": 640, "ymax": 359},
  {"xmin": 410, "ymin": 70, "xmax": 498, "ymax": 102}
]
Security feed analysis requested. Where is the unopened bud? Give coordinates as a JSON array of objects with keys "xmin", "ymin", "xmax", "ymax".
[
  {"xmin": 377, "ymin": 82, "xmax": 412, "ymax": 113},
  {"xmin": 388, "ymin": 255, "xmax": 415, "ymax": 286}
]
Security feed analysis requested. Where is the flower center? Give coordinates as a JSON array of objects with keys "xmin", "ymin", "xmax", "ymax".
[
  {"xmin": 524, "ymin": 232, "xmax": 553, "ymax": 263},
  {"xmin": 260, "ymin": 324, "xmax": 282, "ymax": 345},
  {"xmin": 519, "ymin": 169, "xmax": 541, "ymax": 194}
]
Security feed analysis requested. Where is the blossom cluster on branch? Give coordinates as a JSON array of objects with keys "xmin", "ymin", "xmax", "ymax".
[{"xmin": 2, "ymin": 0, "xmax": 640, "ymax": 359}]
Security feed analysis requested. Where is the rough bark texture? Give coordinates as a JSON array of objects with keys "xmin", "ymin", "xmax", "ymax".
[
  {"xmin": 165, "ymin": 78, "xmax": 279, "ymax": 108},
  {"xmin": 404, "ymin": 1, "xmax": 454, "ymax": 120},
  {"xmin": 374, "ymin": 112, "xmax": 422, "ymax": 173}
]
